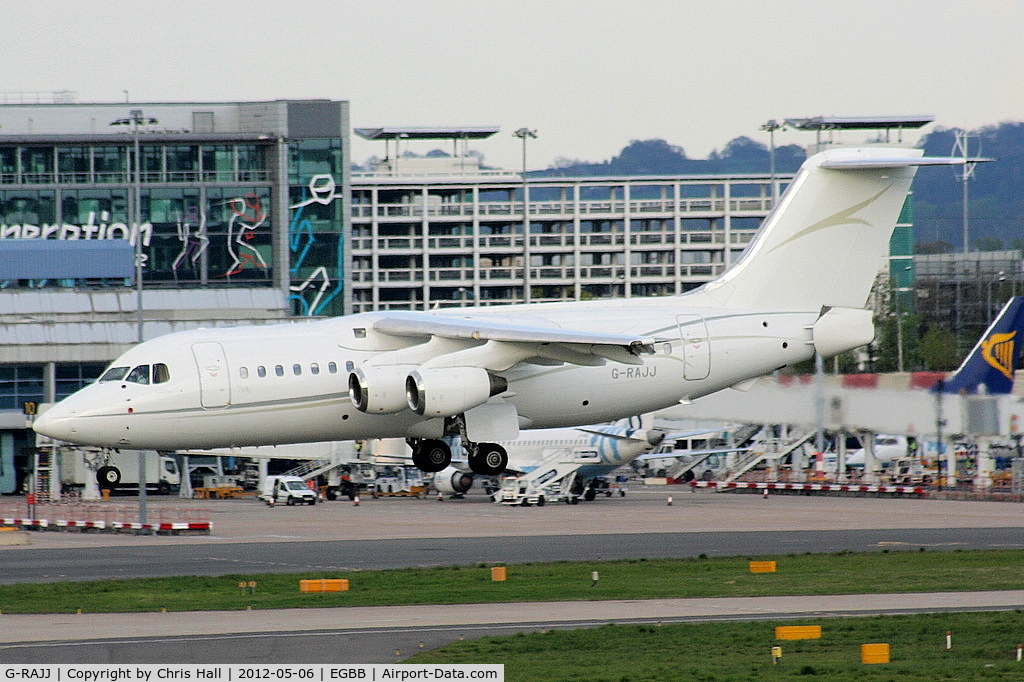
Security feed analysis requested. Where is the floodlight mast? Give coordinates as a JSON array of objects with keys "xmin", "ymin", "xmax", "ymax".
[
  {"xmin": 109, "ymin": 109, "xmax": 158, "ymax": 343},
  {"xmin": 513, "ymin": 128, "xmax": 537, "ymax": 303},
  {"xmin": 109, "ymin": 109, "xmax": 158, "ymax": 527},
  {"xmin": 760, "ymin": 119, "xmax": 785, "ymax": 203}
]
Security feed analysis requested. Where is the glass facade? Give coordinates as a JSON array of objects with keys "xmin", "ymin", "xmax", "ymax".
[
  {"xmin": 287, "ymin": 139, "xmax": 346, "ymax": 316},
  {"xmin": 0, "ymin": 141, "xmax": 278, "ymax": 288},
  {"xmin": 0, "ymin": 115, "xmax": 348, "ymax": 317}
]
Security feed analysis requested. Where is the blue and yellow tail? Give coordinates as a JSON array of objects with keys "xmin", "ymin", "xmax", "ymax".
[{"xmin": 939, "ymin": 297, "xmax": 1024, "ymax": 395}]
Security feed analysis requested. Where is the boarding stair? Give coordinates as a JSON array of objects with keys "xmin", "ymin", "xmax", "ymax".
[
  {"xmin": 283, "ymin": 459, "xmax": 338, "ymax": 481},
  {"xmin": 664, "ymin": 423, "xmax": 763, "ymax": 482},
  {"xmin": 666, "ymin": 453, "xmax": 715, "ymax": 482},
  {"xmin": 497, "ymin": 451, "xmax": 585, "ymax": 506},
  {"xmin": 32, "ymin": 447, "xmax": 55, "ymax": 502},
  {"xmin": 722, "ymin": 428, "xmax": 815, "ymax": 483}
]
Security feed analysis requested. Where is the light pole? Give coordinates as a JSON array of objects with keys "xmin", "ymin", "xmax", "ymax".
[
  {"xmin": 895, "ymin": 310, "xmax": 905, "ymax": 373},
  {"xmin": 760, "ymin": 119, "xmax": 784, "ymax": 203},
  {"xmin": 952, "ymin": 130, "xmax": 979, "ymax": 255},
  {"xmin": 987, "ymin": 271, "xmax": 1006, "ymax": 325},
  {"xmin": 513, "ymin": 127, "xmax": 537, "ymax": 303},
  {"xmin": 891, "ymin": 266, "xmax": 912, "ymax": 372},
  {"xmin": 110, "ymin": 110, "xmax": 158, "ymax": 344},
  {"xmin": 110, "ymin": 109, "xmax": 157, "ymax": 527}
]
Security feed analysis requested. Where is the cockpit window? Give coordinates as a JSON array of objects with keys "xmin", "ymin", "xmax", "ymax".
[
  {"xmin": 99, "ymin": 366, "xmax": 130, "ymax": 382},
  {"xmin": 153, "ymin": 363, "xmax": 171, "ymax": 384},
  {"xmin": 125, "ymin": 365, "xmax": 151, "ymax": 385}
]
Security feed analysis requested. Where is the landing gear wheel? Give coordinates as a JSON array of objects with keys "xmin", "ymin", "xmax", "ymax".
[
  {"xmin": 411, "ymin": 439, "xmax": 452, "ymax": 472},
  {"xmin": 468, "ymin": 443, "xmax": 508, "ymax": 476},
  {"xmin": 584, "ymin": 489, "xmax": 596, "ymax": 502},
  {"xmin": 96, "ymin": 466, "xmax": 121, "ymax": 488}
]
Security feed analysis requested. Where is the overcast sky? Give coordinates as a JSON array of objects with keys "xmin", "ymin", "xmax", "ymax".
[{"xmin": 7, "ymin": 0, "xmax": 1022, "ymax": 169}]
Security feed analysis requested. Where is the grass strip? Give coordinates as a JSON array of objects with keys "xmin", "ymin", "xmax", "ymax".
[
  {"xmin": 410, "ymin": 611, "xmax": 1024, "ymax": 681},
  {"xmin": 3, "ymin": 548, "xmax": 1024, "ymax": 614}
]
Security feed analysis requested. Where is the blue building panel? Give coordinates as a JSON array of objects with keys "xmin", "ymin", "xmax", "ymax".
[{"xmin": 0, "ymin": 240, "xmax": 134, "ymax": 279}]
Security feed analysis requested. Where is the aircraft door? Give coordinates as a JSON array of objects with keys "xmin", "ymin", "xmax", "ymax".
[
  {"xmin": 676, "ymin": 315, "xmax": 711, "ymax": 380},
  {"xmin": 192, "ymin": 342, "xmax": 231, "ymax": 408}
]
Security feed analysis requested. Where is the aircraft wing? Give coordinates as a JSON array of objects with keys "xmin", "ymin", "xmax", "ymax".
[
  {"xmin": 635, "ymin": 447, "xmax": 748, "ymax": 461},
  {"xmin": 368, "ymin": 311, "xmax": 658, "ymax": 368},
  {"xmin": 574, "ymin": 426, "xmax": 652, "ymax": 442},
  {"xmin": 574, "ymin": 424, "xmax": 743, "ymax": 442}
]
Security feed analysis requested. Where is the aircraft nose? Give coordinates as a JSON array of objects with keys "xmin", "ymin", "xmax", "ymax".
[{"xmin": 32, "ymin": 406, "xmax": 72, "ymax": 442}]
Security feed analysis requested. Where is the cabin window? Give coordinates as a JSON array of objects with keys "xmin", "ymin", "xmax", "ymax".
[
  {"xmin": 257, "ymin": 366, "xmax": 267, "ymax": 378},
  {"xmin": 275, "ymin": 365, "xmax": 284, "ymax": 377},
  {"xmin": 153, "ymin": 363, "xmax": 171, "ymax": 384},
  {"xmin": 239, "ymin": 367, "xmax": 249, "ymax": 379},
  {"xmin": 310, "ymin": 363, "xmax": 320, "ymax": 375},
  {"xmin": 99, "ymin": 366, "xmax": 130, "ymax": 382},
  {"xmin": 345, "ymin": 361, "xmax": 354, "ymax": 372},
  {"xmin": 293, "ymin": 364, "xmax": 302, "ymax": 376},
  {"xmin": 125, "ymin": 365, "xmax": 150, "ymax": 385},
  {"xmin": 328, "ymin": 362, "xmax": 338, "ymax": 374}
]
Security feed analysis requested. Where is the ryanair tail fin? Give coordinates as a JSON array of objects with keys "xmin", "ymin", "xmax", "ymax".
[{"xmin": 938, "ymin": 297, "xmax": 1024, "ymax": 395}]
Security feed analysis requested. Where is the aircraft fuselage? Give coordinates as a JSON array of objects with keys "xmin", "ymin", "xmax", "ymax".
[{"xmin": 35, "ymin": 303, "xmax": 820, "ymax": 451}]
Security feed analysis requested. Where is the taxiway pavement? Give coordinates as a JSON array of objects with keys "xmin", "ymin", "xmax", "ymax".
[{"xmin": 2, "ymin": 487, "xmax": 1023, "ymax": 663}]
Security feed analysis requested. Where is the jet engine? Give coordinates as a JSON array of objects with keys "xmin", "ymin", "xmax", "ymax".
[
  {"xmin": 433, "ymin": 466, "xmax": 474, "ymax": 496},
  {"xmin": 812, "ymin": 307, "xmax": 874, "ymax": 359},
  {"xmin": 405, "ymin": 367, "xmax": 508, "ymax": 417},
  {"xmin": 349, "ymin": 365, "xmax": 417, "ymax": 414}
]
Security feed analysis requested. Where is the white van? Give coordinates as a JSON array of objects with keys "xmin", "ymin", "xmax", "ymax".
[{"xmin": 259, "ymin": 475, "xmax": 318, "ymax": 506}]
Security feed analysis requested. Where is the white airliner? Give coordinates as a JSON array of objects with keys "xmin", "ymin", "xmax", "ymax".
[
  {"xmin": 433, "ymin": 421, "xmax": 672, "ymax": 499},
  {"xmin": 34, "ymin": 147, "xmax": 974, "ymax": 477}
]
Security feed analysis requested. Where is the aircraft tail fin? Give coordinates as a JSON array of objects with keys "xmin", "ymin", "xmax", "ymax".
[
  {"xmin": 693, "ymin": 148, "xmax": 979, "ymax": 311},
  {"xmin": 938, "ymin": 296, "xmax": 1024, "ymax": 395}
]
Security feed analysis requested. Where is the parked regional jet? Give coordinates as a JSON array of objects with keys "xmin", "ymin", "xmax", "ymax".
[
  {"xmin": 433, "ymin": 420, "xmax": 688, "ymax": 499},
  {"xmin": 34, "ymin": 147, "xmax": 977, "ymax": 477}
]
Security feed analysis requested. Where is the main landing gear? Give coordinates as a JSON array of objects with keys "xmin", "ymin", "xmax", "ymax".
[
  {"xmin": 467, "ymin": 442, "xmax": 508, "ymax": 476},
  {"xmin": 410, "ymin": 439, "xmax": 452, "ymax": 472},
  {"xmin": 408, "ymin": 438, "xmax": 508, "ymax": 476}
]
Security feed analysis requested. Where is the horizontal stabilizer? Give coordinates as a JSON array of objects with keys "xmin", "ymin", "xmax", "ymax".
[{"xmin": 819, "ymin": 156, "xmax": 992, "ymax": 170}]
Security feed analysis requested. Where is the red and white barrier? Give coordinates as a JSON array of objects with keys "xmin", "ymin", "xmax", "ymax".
[
  {"xmin": 690, "ymin": 480, "xmax": 927, "ymax": 495},
  {"xmin": 0, "ymin": 503, "xmax": 212, "ymax": 534}
]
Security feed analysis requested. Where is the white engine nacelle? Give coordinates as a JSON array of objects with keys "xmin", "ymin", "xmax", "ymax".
[
  {"xmin": 812, "ymin": 307, "xmax": 875, "ymax": 359},
  {"xmin": 406, "ymin": 367, "xmax": 508, "ymax": 417},
  {"xmin": 349, "ymin": 365, "xmax": 418, "ymax": 414},
  {"xmin": 434, "ymin": 466, "xmax": 474, "ymax": 495}
]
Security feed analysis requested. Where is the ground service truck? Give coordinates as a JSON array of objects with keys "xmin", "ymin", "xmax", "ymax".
[{"xmin": 60, "ymin": 447, "xmax": 181, "ymax": 495}]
